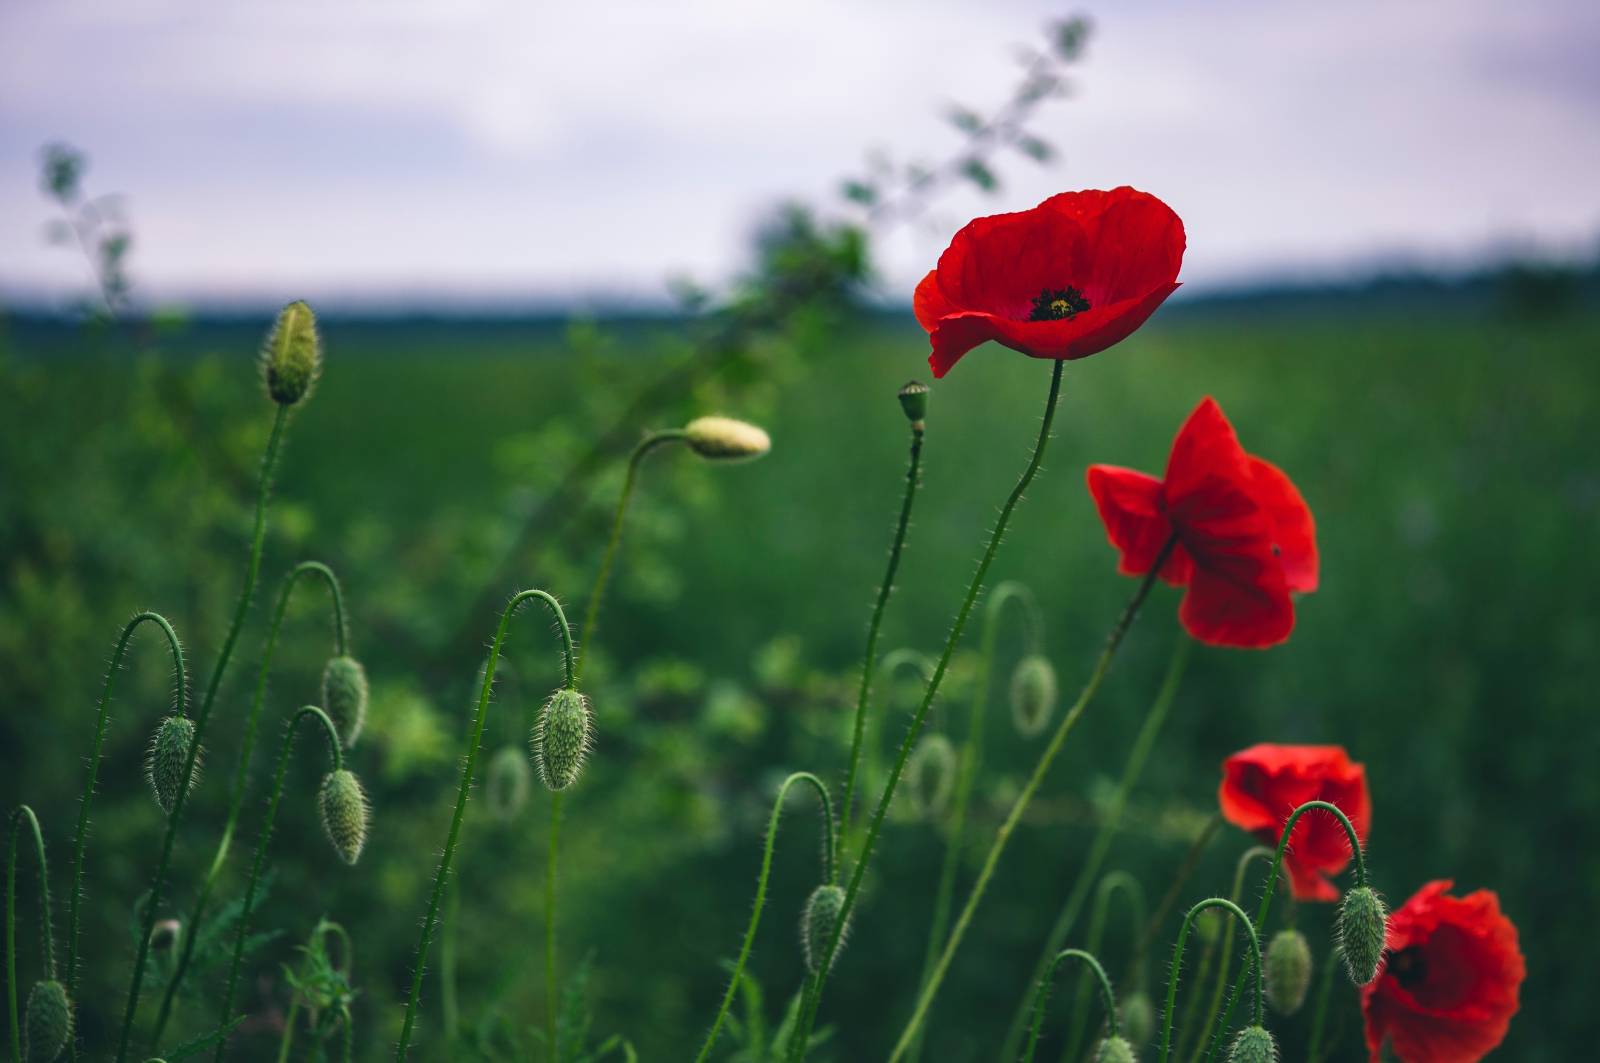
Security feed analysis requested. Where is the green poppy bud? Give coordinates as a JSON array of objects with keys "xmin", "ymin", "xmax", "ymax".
[
  {"xmin": 1009, "ymin": 654, "xmax": 1058, "ymax": 737},
  {"xmin": 1264, "ymin": 928, "xmax": 1313, "ymax": 1015},
  {"xmin": 801, "ymin": 883, "xmax": 848, "ymax": 976},
  {"xmin": 25, "ymin": 979, "xmax": 72, "ymax": 1063},
  {"xmin": 683, "ymin": 416, "xmax": 771, "ymax": 461},
  {"xmin": 1120, "ymin": 990, "xmax": 1155, "ymax": 1046},
  {"xmin": 146, "ymin": 715, "xmax": 201, "ymax": 814},
  {"xmin": 486, "ymin": 745, "xmax": 533, "ymax": 821},
  {"xmin": 1338, "ymin": 886, "xmax": 1388, "ymax": 986},
  {"xmin": 907, "ymin": 733, "xmax": 957, "ymax": 819},
  {"xmin": 260, "ymin": 300, "xmax": 321, "ymax": 406},
  {"xmin": 1096, "ymin": 1036, "xmax": 1137, "ymax": 1063},
  {"xmin": 534, "ymin": 688, "xmax": 592, "ymax": 791},
  {"xmin": 319, "ymin": 769, "xmax": 370, "ymax": 865},
  {"xmin": 1226, "ymin": 1025, "xmax": 1277, "ymax": 1063},
  {"xmin": 897, "ymin": 380, "xmax": 929, "ymax": 424},
  {"xmin": 321, "ymin": 655, "xmax": 370, "ymax": 748},
  {"xmin": 149, "ymin": 918, "xmax": 182, "ymax": 953}
]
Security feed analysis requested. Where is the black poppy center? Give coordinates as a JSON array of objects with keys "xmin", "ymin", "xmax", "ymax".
[
  {"xmin": 1029, "ymin": 286, "xmax": 1091, "ymax": 321},
  {"xmin": 1388, "ymin": 945, "xmax": 1428, "ymax": 989}
]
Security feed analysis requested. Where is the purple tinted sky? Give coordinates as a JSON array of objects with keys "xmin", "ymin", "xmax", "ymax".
[{"xmin": 1, "ymin": 0, "xmax": 1596, "ymax": 307}]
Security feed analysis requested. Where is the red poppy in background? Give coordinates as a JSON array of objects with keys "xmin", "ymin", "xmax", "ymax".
[
  {"xmin": 913, "ymin": 186, "xmax": 1184, "ymax": 378},
  {"xmin": 1362, "ymin": 881, "xmax": 1524, "ymax": 1063},
  {"xmin": 1218, "ymin": 744, "xmax": 1369, "ymax": 901},
  {"xmin": 1086, "ymin": 396, "xmax": 1317, "ymax": 648}
]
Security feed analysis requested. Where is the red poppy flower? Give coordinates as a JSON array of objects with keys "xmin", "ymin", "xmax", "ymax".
[
  {"xmin": 913, "ymin": 186, "xmax": 1184, "ymax": 379},
  {"xmin": 1218, "ymin": 744, "xmax": 1369, "ymax": 901},
  {"xmin": 1086, "ymin": 396, "xmax": 1317, "ymax": 648},
  {"xmin": 1361, "ymin": 880, "xmax": 1524, "ymax": 1063}
]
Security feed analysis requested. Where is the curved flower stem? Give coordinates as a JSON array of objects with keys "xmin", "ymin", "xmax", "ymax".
[
  {"xmin": 8, "ymin": 806, "xmax": 55, "ymax": 1063},
  {"xmin": 1022, "ymin": 949, "xmax": 1116, "ymax": 1063},
  {"xmin": 395, "ymin": 589, "xmax": 575, "ymax": 1061},
  {"xmin": 1201, "ymin": 800, "xmax": 1365, "ymax": 1063},
  {"xmin": 839, "ymin": 418, "xmax": 925, "ymax": 847},
  {"xmin": 1177, "ymin": 847, "xmax": 1273, "ymax": 1063},
  {"xmin": 151, "ymin": 562, "xmax": 345, "ymax": 1049},
  {"xmin": 1000, "ymin": 634, "xmax": 1192, "ymax": 1059},
  {"xmin": 856, "ymin": 649, "xmax": 935, "ymax": 851},
  {"xmin": 787, "ymin": 359, "xmax": 1069, "ymax": 1062},
  {"xmin": 883, "ymin": 536, "xmax": 1178, "ymax": 1063},
  {"xmin": 213, "ymin": 706, "xmax": 343, "ymax": 1062},
  {"xmin": 117, "ymin": 403, "xmax": 288, "ymax": 1063},
  {"xmin": 1159, "ymin": 899, "xmax": 1261, "ymax": 1063},
  {"xmin": 693, "ymin": 772, "xmax": 834, "ymax": 1063},
  {"xmin": 1059, "ymin": 871, "xmax": 1147, "ymax": 1063},
  {"xmin": 65, "ymin": 611, "xmax": 184, "ymax": 1007}
]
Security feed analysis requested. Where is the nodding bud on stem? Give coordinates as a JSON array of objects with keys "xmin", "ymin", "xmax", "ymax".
[
  {"xmin": 1226, "ymin": 1025, "xmax": 1278, "ymax": 1063},
  {"xmin": 149, "ymin": 919, "xmax": 183, "ymax": 952},
  {"xmin": 1120, "ymin": 991, "xmax": 1155, "ymax": 1046},
  {"xmin": 486, "ymin": 745, "xmax": 533, "ymax": 821},
  {"xmin": 25, "ymin": 979, "xmax": 72, "ymax": 1063},
  {"xmin": 897, "ymin": 379, "xmax": 929, "ymax": 425},
  {"xmin": 534, "ymin": 687, "xmax": 592, "ymax": 791},
  {"xmin": 1009, "ymin": 654, "xmax": 1059, "ymax": 738},
  {"xmin": 321, "ymin": 656, "xmax": 370, "ymax": 748},
  {"xmin": 1337, "ymin": 886, "xmax": 1388, "ymax": 986},
  {"xmin": 682, "ymin": 416, "xmax": 771, "ymax": 461},
  {"xmin": 319, "ymin": 769, "xmax": 370, "ymax": 865},
  {"xmin": 1096, "ymin": 1036, "xmax": 1137, "ymax": 1063},
  {"xmin": 801, "ymin": 883, "xmax": 848, "ymax": 977},
  {"xmin": 147, "ymin": 715, "xmax": 200, "ymax": 814},
  {"xmin": 260, "ymin": 300, "xmax": 322, "ymax": 406},
  {"xmin": 1265, "ymin": 928, "xmax": 1313, "ymax": 1015},
  {"xmin": 907, "ymin": 733, "xmax": 957, "ymax": 819}
]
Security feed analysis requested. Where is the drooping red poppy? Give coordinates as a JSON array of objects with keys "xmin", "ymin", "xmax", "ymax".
[
  {"xmin": 1086, "ymin": 396, "xmax": 1317, "ymax": 648},
  {"xmin": 1218, "ymin": 744, "xmax": 1369, "ymax": 901},
  {"xmin": 1361, "ymin": 880, "xmax": 1524, "ymax": 1063},
  {"xmin": 913, "ymin": 186, "xmax": 1184, "ymax": 379}
]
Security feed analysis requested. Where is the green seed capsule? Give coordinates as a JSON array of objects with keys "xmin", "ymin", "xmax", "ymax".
[
  {"xmin": 683, "ymin": 416, "xmax": 771, "ymax": 461},
  {"xmin": 1337, "ymin": 886, "xmax": 1389, "ymax": 986},
  {"xmin": 146, "ymin": 715, "xmax": 201, "ymax": 814},
  {"xmin": 260, "ymin": 300, "xmax": 322, "ymax": 406},
  {"xmin": 486, "ymin": 745, "xmax": 533, "ymax": 821},
  {"xmin": 1120, "ymin": 990, "xmax": 1155, "ymax": 1046},
  {"xmin": 1265, "ymin": 928, "xmax": 1313, "ymax": 1015},
  {"xmin": 897, "ymin": 380, "xmax": 929, "ymax": 424},
  {"xmin": 801, "ymin": 883, "xmax": 848, "ymax": 976},
  {"xmin": 907, "ymin": 733, "xmax": 957, "ymax": 819},
  {"xmin": 321, "ymin": 656, "xmax": 370, "ymax": 749},
  {"xmin": 319, "ymin": 769, "xmax": 370, "ymax": 865},
  {"xmin": 1226, "ymin": 1025, "xmax": 1277, "ymax": 1063},
  {"xmin": 1096, "ymin": 1036, "xmax": 1137, "ymax": 1063},
  {"xmin": 534, "ymin": 688, "xmax": 592, "ymax": 791},
  {"xmin": 1009, "ymin": 654, "xmax": 1059, "ymax": 737},
  {"xmin": 25, "ymin": 979, "xmax": 72, "ymax": 1063}
]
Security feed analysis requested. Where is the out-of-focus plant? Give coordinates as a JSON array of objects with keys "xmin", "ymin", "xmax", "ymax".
[{"xmin": 38, "ymin": 143, "xmax": 134, "ymax": 323}]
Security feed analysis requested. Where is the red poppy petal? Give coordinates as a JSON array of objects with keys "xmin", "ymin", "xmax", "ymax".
[
  {"xmin": 1178, "ymin": 544, "xmax": 1294, "ymax": 648},
  {"xmin": 1055, "ymin": 188, "xmax": 1187, "ymax": 304},
  {"xmin": 913, "ymin": 269, "xmax": 958, "ymax": 332},
  {"xmin": 1086, "ymin": 465, "xmax": 1190, "ymax": 583},
  {"xmin": 1249, "ymin": 456, "xmax": 1319, "ymax": 593},
  {"xmin": 1164, "ymin": 397, "xmax": 1254, "ymax": 503},
  {"xmin": 935, "ymin": 208, "xmax": 1088, "ymax": 320},
  {"xmin": 926, "ymin": 311, "xmax": 1004, "ymax": 378}
]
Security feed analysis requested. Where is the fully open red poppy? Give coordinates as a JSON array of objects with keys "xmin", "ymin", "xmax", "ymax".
[
  {"xmin": 913, "ymin": 186, "xmax": 1184, "ymax": 378},
  {"xmin": 1086, "ymin": 396, "xmax": 1316, "ymax": 648},
  {"xmin": 1361, "ymin": 880, "xmax": 1524, "ymax": 1063},
  {"xmin": 1218, "ymin": 744, "xmax": 1369, "ymax": 901}
]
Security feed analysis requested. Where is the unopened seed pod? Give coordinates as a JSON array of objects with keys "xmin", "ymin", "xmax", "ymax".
[
  {"xmin": 907, "ymin": 733, "xmax": 957, "ymax": 819},
  {"xmin": 321, "ymin": 656, "xmax": 370, "ymax": 748},
  {"xmin": 1120, "ymin": 990, "xmax": 1155, "ymax": 1046},
  {"xmin": 149, "ymin": 918, "xmax": 182, "ymax": 953},
  {"xmin": 1264, "ymin": 928, "xmax": 1313, "ymax": 1015},
  {"xmin": 1226, "ymin": 1025, "xmax": 1277, "ymax": 1063},
  {"xmin": 25, "ymin": 979, "xmax": 72, "ymax": 1063},
  {"xmin": 897, "ymin": 380, "xmax": 929, "ymax": 424},
  {"xmin": 146, "ymin": 715, "xmax": 201, "ymax": 814},
  {"xmin": 801, "ymin": 883, "xmax": 848, "ymax": 976},
  {"xmin": 486, "ymin": 745, "xmax": 533, "ymax": 821},
  {"xmin": 1096, "ymin": 1036, "xmax": 1137, "ymax": 1063},
  {"xmin": 260, "ymin": 300, "xmax": 322, "ymax": 406},
  {"xmin": 534, "ymin": 688, "xmax": 592, "ymax": 791},
  {"xmin": 1009, "ymin": 654, "xmax": 1058, "ymax": 737},
  {"xmin": 319, "ymin": 769, "xmax": 370, "ymax": 865},
  {"xmin": 1337, "ymin": 886, "xmax": 1388, "ymax": 986},
  {"xmin": 682, "ymin": 416, "xmax": 771, "ymax": 461}
]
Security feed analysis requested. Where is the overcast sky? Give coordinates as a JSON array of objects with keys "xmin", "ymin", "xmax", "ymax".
[{"xmin": 1, "ymin": 0, "xmax": 1596, "ymax": 308}]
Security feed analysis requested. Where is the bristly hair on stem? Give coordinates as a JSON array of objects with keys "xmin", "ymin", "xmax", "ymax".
[
  {"xmin": 1021, "ymin": 949, "xmax": 1118, "ymax": 1063},
  {"xmin": 1158, "ymin": 898, "xmax": 1264, "ymax": 1063},
  {"xmin": 9, "ymin": 805, "xmax": 65, "ymax": 1063}
]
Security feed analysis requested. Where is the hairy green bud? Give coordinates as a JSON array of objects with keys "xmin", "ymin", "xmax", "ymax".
[
  {"xmin": 534, "ymin": 687, "xmax": 592, "ymax": 791},
  {"xmin": 25, "ymin": 979, "xmax": 72, "ymax": 1063},
  {"xmin": 1264, "ymin": 928, "xmax": 1313, "ymax": 1015},
  {"xmin": 683, "ymin": 416, "xmax": 771, "ymax": 461},
  {"xmin": 897, "ymin": 379, "xmax": 929, "ymax": 424},
  {"xmin": 1096, "ymin": 1036, "xmax": 1137, "ymax": 1063},
  {"xmin": 1120, "ymin": 990, "xmax": 1155, "ymax": 1046},
  {"xmin": 319, "ymin": 769, "xmax": 370, "ymax": 865},
  {"xmin": 486, "ymin": 745, "xmax": 533, "ymax": 821},
  {"xmin": 146, "ymin": 715, "xmax": 200, "ymax": 814},
  {"xmin": 321, "ymin": 656, "xmax": 370, "ymax": 748},
  {"xmin": 1226, "ymin": 1025, "xmax": 1277, "ymax": 1063},
  {"xmin": 907, "ymin": 733, "xmax": 957, "ymax": 819},
  {"xmin": 1009, "ymin": 654, "xmax": 1058, "ymax": 737},
  {"xmin": 1337, "ymin": 886, "xmax": 1388, "ymax": 986},
  {"xmin": 801, "ymin": 883, "xmax": 848, "ymax": 976},
  {"xmin": 260, "ymin": 300, "xmax": 322, "ymax": 406}
]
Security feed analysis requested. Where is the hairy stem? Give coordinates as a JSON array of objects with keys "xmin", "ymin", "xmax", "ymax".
[
  {"xmin": 8, "ymin": 806, "xmax": 54, "ymax": 1063},
  {"xmin": 1306, "ymin": 938, "xmax": 1340, "ymax": 1063},
  {"xmin": 1022, "ymin": 949, "xmax": 1117, "ymax": 1063},
  {"xmin": 1159, "ymin": 899, "xmax": 1261, "ymax": 1063},
  {"xmin": 1060, "ymin": 871, "xmax": 1147, "ymax": 1063},
  {"xmin": 543, "ymin": 791, "xmax": 563, "ymax": 1059},
  {"xmin": 1178, "ymin": 848, "xmax": 1273, "ymax": 1063}
]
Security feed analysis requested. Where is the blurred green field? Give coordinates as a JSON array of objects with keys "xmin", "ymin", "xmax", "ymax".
[{"xmin": 2, "ymin": 284, "xmax": 1597, "ymax": 1060}]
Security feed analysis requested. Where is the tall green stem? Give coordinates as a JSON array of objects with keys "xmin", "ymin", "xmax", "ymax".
[
  {"xmin": 787, "ymin": 359, "xmax": 1068, "ymax": 1061},
  {"xmin": 884, "ymin": 536, "xmax": 1177, "ymax": 1063},
  {"xmin": 117, "ymin": 404, "xmax": 287, "ymax": 1063},
  {"xmin": 1306, "ymin": 938, "xmax": 1340, "ymax": 1063},
  {"xmin": 839, "ymin": 420, "xmax": 925, "ymax": 846},
  {"xmin": 1178, "ymin": 847, "xmax": 1273, "ymax": 1063},
  {"xmin": 694, "ymin": 772, "xmax": 834, "ymax": 1063},
  {"xmin": 213, "ymin": 706, "xmax": 343, "ymax": 1062},
  {"xmin": 395, "ymin": 590, "xmax": 575, "ymax": 1060},
  {"xmin": 543, "ymin": 791, "xmax": 563, "ymax": 1058},
  {"xmin": 8, "ymin": 806, "xmax": 55, "ymax": 1063},
  {"xmin": 1022, "ymin": 949, "xmax": 1117, "ymax": 1063},
  {"xmin": 152, "ymin": 562, "xmax": 344, "ymax": 1048},
  {"xmin": 1060, "ymin": 872, "xmax": 1147, "ymax": 1063},
  {"xmin": 1159, "ymin": 899, "xmax": 1262, "ymax": 1063}
]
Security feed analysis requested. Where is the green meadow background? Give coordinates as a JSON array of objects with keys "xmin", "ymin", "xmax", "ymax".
[{"xmin": 2, "ymin": 278, "xmax": 1597, "ymax": 1059}]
